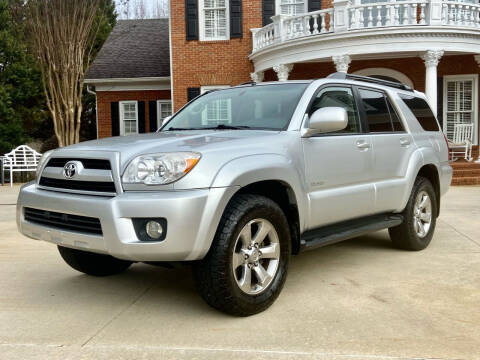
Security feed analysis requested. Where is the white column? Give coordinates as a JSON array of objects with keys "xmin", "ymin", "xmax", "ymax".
[
  {"xmin": 422, "ymin": 50, "xmax": 444, "ymax": 116},
  {"xmin": 332, "ymin": 55, "xmax": 351, "ymax": 73},
  {"xmin": 273, "ymin": 64, "xmax": 293, "ymax": 81},
  {"xmin": 250, "ymin": 71, "xmax": 264, "ymax": 83}
]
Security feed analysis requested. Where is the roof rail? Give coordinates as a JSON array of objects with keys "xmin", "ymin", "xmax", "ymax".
[{"xmin": 327, "ymin": 72, "xmax": 414, "ymax": 92}]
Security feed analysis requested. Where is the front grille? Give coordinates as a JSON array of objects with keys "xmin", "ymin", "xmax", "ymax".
[
  {"xmin": 46, "ymin": 158, "xmax": 111, "ymax": 170},
  {"xmin": 39, "ymin": 177, "xmax": 116, "ymax": 193},
  {"xmin": 24, "ymin": 207, "xmax": 102, "ymax": 235}
]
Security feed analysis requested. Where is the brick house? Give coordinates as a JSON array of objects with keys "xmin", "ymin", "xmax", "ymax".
[{"xmin": 86, "ymin": 0, "xmax": 480, "ymax": 184}]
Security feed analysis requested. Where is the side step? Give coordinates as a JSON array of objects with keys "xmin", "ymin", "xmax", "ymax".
[{"xmin": 299, "ymin": 213, "xmax": 403, "ymax": 252}]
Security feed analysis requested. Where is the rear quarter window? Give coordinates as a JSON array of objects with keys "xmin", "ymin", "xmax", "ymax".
[{"xmin": 400, "ymin": 95, "xmax": 440, "ymax": 131}]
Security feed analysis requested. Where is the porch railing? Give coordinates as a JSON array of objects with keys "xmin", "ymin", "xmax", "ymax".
[{"xmin": 252, "ymin": 0, "xmax": 480, "ymax": 52}]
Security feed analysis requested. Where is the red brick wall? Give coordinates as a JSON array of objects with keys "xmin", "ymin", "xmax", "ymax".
[
  {"xmin": 170, "ymin": 0, "xmax": 263, "ymax": 111},
  {"xmin": 96, "ymin": 90, "xmax": 171, "ymax": 138}
]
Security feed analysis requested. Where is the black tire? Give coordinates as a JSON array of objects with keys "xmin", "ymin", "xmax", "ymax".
[
  {"xmin": 193, "ymin": 194, "xmax": 291, "ymax": 316},
  {"xmin": 389, "ymin": 176, "xmax": 438, "ymax": 251},
  {"xmin": 57, "ymin": 246, "xmax": 133, "ymax": 276}
]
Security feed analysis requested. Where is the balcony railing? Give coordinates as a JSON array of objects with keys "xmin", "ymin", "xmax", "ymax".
[{"xmin": 252, "ymin": 0, "xmax": 480, "ymax": 53}]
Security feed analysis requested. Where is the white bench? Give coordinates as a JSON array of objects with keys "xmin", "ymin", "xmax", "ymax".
[{"xmin": 3, "ymin": 145, "xmax": 42, "ymax": 187}]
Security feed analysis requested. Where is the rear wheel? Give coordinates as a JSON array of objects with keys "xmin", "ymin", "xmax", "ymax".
[
  {"xmin": 193, "ymin": 194, "xmax": 290, "ymax": 316},
  {"xmin": 389, "ymin": 176, "xmax": 437, "ymax": 251},
  {"xmin": 58, "ymin": 246, "xmax": 133, "ymax": 276}
]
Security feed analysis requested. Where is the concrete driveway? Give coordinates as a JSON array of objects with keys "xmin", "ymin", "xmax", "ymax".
[{"xmin": 0, "ymin": 185, "xmax": 479, "ymax": 360}]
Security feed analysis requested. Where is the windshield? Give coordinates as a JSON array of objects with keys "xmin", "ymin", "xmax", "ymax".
[{"xmin": 162, "ymin": 83, "xmax": 308, "ymax": 131}]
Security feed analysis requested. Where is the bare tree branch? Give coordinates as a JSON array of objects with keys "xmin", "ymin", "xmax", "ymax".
[{"xmin": 26, "ymin": 0, "xmax": 101, "ymax": 147}]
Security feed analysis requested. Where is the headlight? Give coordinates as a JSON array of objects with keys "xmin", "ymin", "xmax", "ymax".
[
  {"xmin": 36, "ymin": 150, "xmax": 54, "ymax": 177},
  {"xmin": 122, "ymin": 152, "xmax": 201, "ymax": 185}
]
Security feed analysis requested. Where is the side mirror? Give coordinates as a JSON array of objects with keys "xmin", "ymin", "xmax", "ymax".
[
  {"xmin": 302, "ymin": 107, "xmax": 348, "ymax": 137},
  {"xmin": 160, "ymin": 116, "xmax": 172, "ymax": 127}
]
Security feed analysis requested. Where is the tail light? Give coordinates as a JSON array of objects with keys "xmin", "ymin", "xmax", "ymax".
[{"xmin": 443, "ymin": 133, "xmax": 451, "ymax": 161}]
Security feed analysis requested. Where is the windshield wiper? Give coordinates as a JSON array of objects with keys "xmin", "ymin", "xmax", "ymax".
[
  {"xmin": 201, "ymin": 124, "xmax": 251, "ymax": 130},
  {"xmin": 166, "ymin": 124, "xmax": 251, "ymax": 131}
]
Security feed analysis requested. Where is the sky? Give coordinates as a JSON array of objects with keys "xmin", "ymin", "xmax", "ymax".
[{"xmin": 115, "ymin": 0, "xmax": 169, "ymax": 19}]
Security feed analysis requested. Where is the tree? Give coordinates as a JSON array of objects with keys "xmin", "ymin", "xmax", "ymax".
[
  {"xmin": 0, "ymin": 0, "xmax": 46, "ymax": 154},
  {"xmin": 26, "ymin": 0, "xmax": 102, "ymax": 147}
]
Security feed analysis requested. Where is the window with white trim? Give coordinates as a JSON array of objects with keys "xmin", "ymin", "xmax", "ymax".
[
  {"xmin": 119, "ymin": 101, "xmax": 138, "ymax": 136},
  {"xmin": 157, "ymin": 100, "xmax": 172, "ymax": 128},
  {"xmin": 443, "ymin": 75, "xmax": 478, "ymax": 145},
  {"xmin": 199, "ymin": 0, "xmax": 229, "ymax": 41},
  {"xmin": 200, "ymin": 86, "xmax": 231, "ymax": 125},
  {"xmin": 277, "ymin": 0, "xmax": 307, "ymax": 16}
]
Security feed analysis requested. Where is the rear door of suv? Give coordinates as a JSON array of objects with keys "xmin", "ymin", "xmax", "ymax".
[{"xmin": 355, "ymin": 87, "xmax": 416, "ymax": 212}]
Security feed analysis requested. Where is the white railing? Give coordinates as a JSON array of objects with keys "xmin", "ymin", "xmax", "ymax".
[
  {"xmin": 349, "ymin": 1, "xmax": 427, "ymax": 29},
  {"xmin": 252, "ymin": 0, "xmax": 480, "ymax": 52},
  {"xmin": 442, "ymin": 1, "xmax": 480, "ymax": 27}
]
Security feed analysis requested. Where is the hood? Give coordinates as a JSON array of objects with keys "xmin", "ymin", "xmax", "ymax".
[{"xmin": 55, "ymin": 130, "xmax": 282, "ymax": 167}]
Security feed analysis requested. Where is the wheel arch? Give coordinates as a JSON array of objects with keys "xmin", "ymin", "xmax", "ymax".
[
  {"xmin": 417, "ymin": 164, "xmax": 441, "ymax": 217},
  {"xmin": 235, "ymin": 180, "xmax": 302, "ymax": 254}
]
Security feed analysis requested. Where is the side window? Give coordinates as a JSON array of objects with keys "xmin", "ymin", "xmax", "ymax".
[
  {"xmin": 386, "ymin": 97, "xmax": 405, "ymax": 132},
  {"xmin": 358, "ymin": 88, "xmax": 393, "ymax": 132},
  {"xmin": 309, "ymin": 87, "xmax": 361, "ymax": 133},
  {"xmin": 400, "ymin": 95, "xmax": 439, "ymax": 131}
]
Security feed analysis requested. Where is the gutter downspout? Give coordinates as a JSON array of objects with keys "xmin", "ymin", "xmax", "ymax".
[{"xmin": 86, "ymin": 85, "xmax": 99, "ymax": 139}]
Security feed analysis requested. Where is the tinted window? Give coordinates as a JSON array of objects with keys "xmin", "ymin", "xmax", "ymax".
[
  {"xmin": 400, "ymin": 95, "xmax": 439, "ymax": 131},
  {"xmin": 359, "ymin": 89, "xmax": 393, "ymax": 132},
  {"xmin": 386, "ymin": 98, "xmax": 405, "ymax": 132},
  {"xmin": 163, "ymin": 84, "xmax": 308, "ymax": 131},
  {"xmin": 309, "ymin": 87, "xmax": 360, "ymax": 133}
]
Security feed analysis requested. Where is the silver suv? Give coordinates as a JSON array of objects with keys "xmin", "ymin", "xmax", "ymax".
[{"xmin": 17, "ymin": 73, "xmax": 452, "ymax": 316}]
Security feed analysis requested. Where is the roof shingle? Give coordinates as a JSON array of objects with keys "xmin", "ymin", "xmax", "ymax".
[{"xmin": 86, "ymin": 19, "xmax": 170, "ymax": 80}]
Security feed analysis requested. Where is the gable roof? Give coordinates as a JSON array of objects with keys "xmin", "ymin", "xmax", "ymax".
[{"xmin": 86, "ymin": 19, "xmax": 170, "ymax": 80}]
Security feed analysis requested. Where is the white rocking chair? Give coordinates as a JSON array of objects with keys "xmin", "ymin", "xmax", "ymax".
[{"xmin": 448, "ymin": 123, "xmax": 474, "ymax": 162}]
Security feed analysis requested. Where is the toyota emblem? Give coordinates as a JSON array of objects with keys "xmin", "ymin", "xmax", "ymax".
[{"xmin": 63, "ymin": 161, "xmax": 77, "ymax": 179}]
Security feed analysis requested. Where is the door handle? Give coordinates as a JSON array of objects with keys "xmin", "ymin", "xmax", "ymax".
[
  {"xmin": 356, "ymin": 140, "xmax": 371, "ymax": 150},
  {"xmin": 400, "ymin": 138, "xmax": 411, "ymax": 147}
]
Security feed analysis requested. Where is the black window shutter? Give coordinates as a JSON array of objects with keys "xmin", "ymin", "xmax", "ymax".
[
  {"xmin": 187, "ymin": 87, "xmax": 201, "ymax": 102},
  {"xmin": 111, "ymin": 102, "xmax": 120, "ymax": 136},
  {"xmin": 185, "ymin": 0, "xmax": 199, "ymax": 40},
  {"xmin": 262, "ymin": 0, "xmax": 275, "ymax": 26},
  {"xmin": 230, "ymin": 0, "xmax": 243, "ymax": 38},
  {"xmin": 437, "ymin": 77, "xmax": 443, "ymax": 128},
  {"xmin": 308, "ymin": 0, "xmax": 321, "ymax": 12},
  {"xmin": 149, "ymin": 101, "xmax": 158, "ymax": 132},
  {"xmin": 138, "ymin": 101, "xmax": 146, "ymax": 133}
]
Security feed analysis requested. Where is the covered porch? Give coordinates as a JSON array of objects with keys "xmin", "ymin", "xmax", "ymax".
[{"xmin": 249, "ymin": 0, "xmax": 480, "ymax": 166}]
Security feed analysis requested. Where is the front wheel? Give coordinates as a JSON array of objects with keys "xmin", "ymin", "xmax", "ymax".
[
  {"xmin": 193, "ymin": 194, "xmax": 291, "ymax": 316},
  {"xmin": 389, "ymin": 176, "xmax": 438, "ymax": 251},
  {"xmin": 58, "ymin": 246, "xmax": 133, "ymax": 276}
]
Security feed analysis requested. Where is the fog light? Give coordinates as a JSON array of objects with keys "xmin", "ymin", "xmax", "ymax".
[{"xmin": 146, "ymin": 221, "xmax": 163, "ymax": 239}]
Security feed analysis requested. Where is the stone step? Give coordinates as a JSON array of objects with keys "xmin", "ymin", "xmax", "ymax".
[
  {"xmin": 453, "ymin": 168, "xmax": 480, "ymax": 177},
  {"xmin": 451, "ymin": 176, "xmax": 480, "ymax": 186},
  {"xmin": 450, "ymin": 162, "xmax": 480, "ymax": 170}
]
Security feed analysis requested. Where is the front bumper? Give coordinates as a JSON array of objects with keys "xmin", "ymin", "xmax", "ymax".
[{"xmin": 17, "ymin": 182, "xmax": 237, "ymax": 261}]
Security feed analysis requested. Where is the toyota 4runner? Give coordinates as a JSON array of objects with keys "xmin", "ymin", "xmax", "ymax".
[{"xmin": 17, "ymin": 73, "xmax": 452, "ymax": 316}]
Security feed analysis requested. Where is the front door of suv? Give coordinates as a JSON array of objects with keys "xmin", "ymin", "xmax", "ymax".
[
  {"xmin": 302, "ymin": 86, "xmax": 375, "ymax": 229},
  {"xmin": 356, "ymin": 87, "xmax": 416, "ymax": 213}
]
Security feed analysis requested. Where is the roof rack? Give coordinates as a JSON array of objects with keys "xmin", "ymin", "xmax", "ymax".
[{"xmin": 327, "ymin": 72, "xmax": 414, "ymax": 92}]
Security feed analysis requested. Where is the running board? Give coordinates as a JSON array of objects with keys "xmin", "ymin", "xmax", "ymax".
[{"xmin": 299, "ymin": 214, "xmax": 403, "ymax": 252}]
